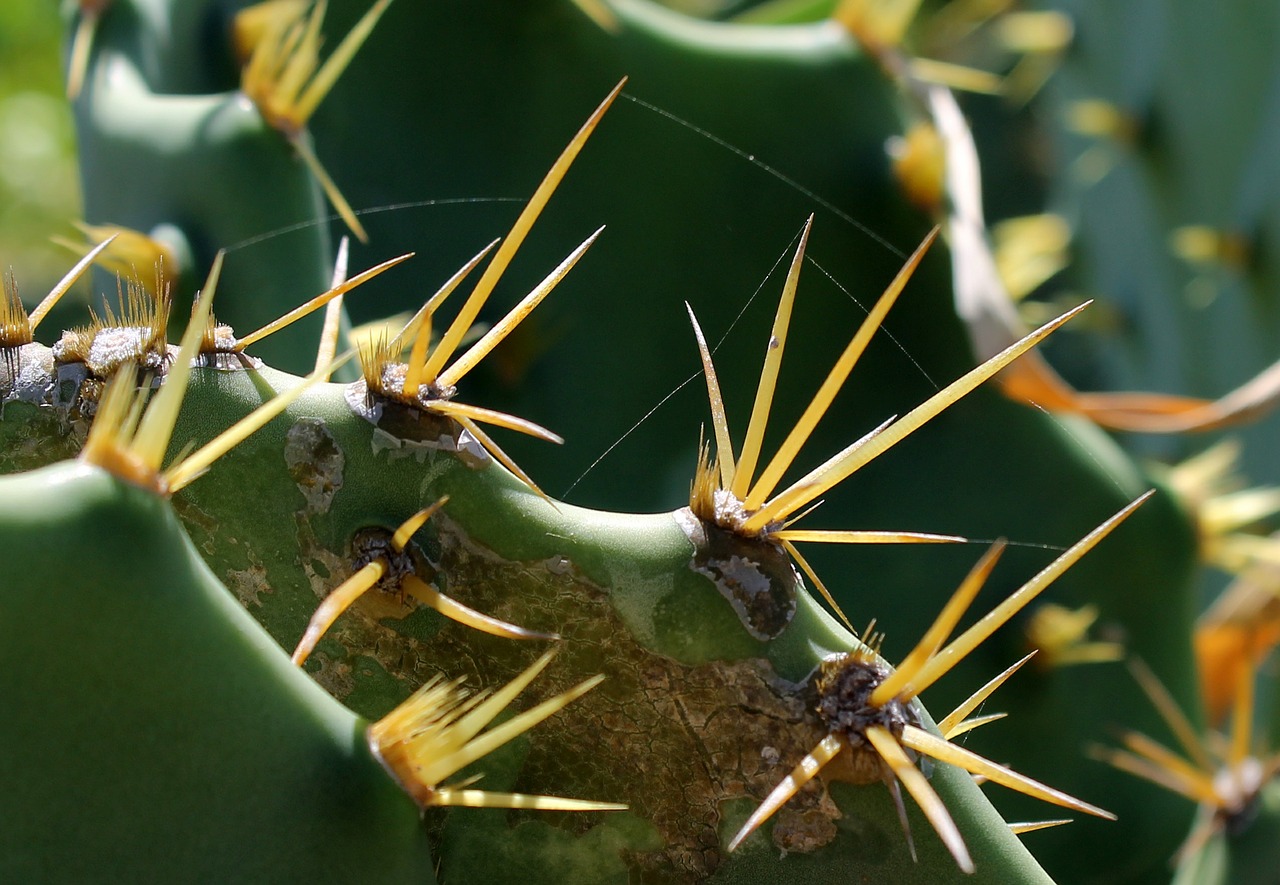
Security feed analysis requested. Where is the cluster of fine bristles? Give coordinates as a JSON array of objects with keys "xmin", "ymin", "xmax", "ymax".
[
  {"xmin": 729, "ymin": 495, "xmax": 1146, "ymax": 871},
  {"xmin": 54, "ymin": 269, "xmax": 172, "ymax": 378},
  {"xmin": 77, "ymin": 252, "xmax": 350, "ymax": 496}
]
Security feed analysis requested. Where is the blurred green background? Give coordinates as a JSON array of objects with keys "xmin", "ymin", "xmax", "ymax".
[{"xmin": 0, "ymin": 1, "xmax": 81, "ymax": 304}]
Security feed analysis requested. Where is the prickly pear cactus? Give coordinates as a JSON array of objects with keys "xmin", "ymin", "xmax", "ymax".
[{"xmin": 5, "ymin": 0, "xmax": 1280, "ymax": 882}]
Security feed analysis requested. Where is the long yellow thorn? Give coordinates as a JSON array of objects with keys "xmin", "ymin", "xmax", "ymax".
[
  {"xmin": 439, "ymin": 226, "xmax": 604, "ymax": 388},
  {"xmin": 780, "ymin": 539, "xmax": 855, "ymax": 634},
  {"xmin": 946, "ymin": 712, "xmax": 1007, "ymax": 739},
  {"xmin": 420, "ymin": 79, "xmax": 624, "ymax": 382},
  {"xmin": 241, "ymin": 7, "xmax": 284, "ymax": 99},
  {"xmin": 430, "ymin": 400, "xmax": 563, "ymax": 444},
  {"xmin": 872, "ymin": 541, "xmax": 1006, "ymax": 706},
  {"xmin": 80, "ymin": 363, "xmax": 147, "ymax": 480},
  {"xmin": 118, "ymin": 368, "xmax": 150, "ymax": 443},
  {"xmin": 292, "ymin": 134, "xmax": 368, "ymax": 242},
  {"xmin": 389, "ymin": 239, "xmax": 499, "ymax": 356},
  {"xmin": 1117, "ymin": 730, "xmax": 1220, "ymax": 805},
  {"xmin": 29, "ymin": 234, "xmax": 118, "ymax": 331},
  {"xmin": 292, "ymin": 559, "xmax": 386, "ymax": 665},
  {"xmin": 448, "ymin": 675, "xmax": 606, "ymax": 777},
  {"xmin": 452, "ymin": 414, "xmax": 552, "ymax": 502},
  {"xmin": 402, "ymin": 575, "xmax": 558, "ymax": 642},
  {"xmin": 744, "ymin": 227, "xmax": 938, "ymax": 510},
  {"xmin": 1089, "ymin": 745, "xmax": 1215, "ymax": 806},
  {"xmin": 778, "ymin": 497, "xmax": 825, "ymax": 529},
  {"xmin": 236, "ymin": 252, "xmax": 413, "ymax": 350},
  {"xmin": 731, "ymin": 215, "xmax": 812, "ymax": 499},
  {"xmin": 430, "ymin": 790, "xmax": 626, "ymax": 811},
  {"xmin": 66, "ymin": 3, "xmax": 100, "ymax": 100},
  {"xmin": 293, "ymin": 0, "xmax": 394, "ymax": 124},
  {"xmin": 315, "ymin": 236, "xmax": 350, "ymax": 370},
  {"xmin": 773, "ymin": 529, "xmax": 965, "ymax": 544},
  {"xmin": 686, "ymin": 303, "xmax": 736, "ymax": 491},
  {"xmin": 165, "ymin": 351, "xmax": 355, "ymax": 492},
  {"xmin": 905, "ymin": 725, "xmax": 1116, "ymax": 819},
  {"xmin": 908, "ymin": 58, "xmax": 1005, "ymax": 95},
  {"xmin": 906, "ymin": 493, "xmax": 1150, "ymax": 698},
  {"xmin": 316, "ymin": 302, "xmax": 344, "ymax": 371},
  {"xmin": 401, "ymin": 307, "xmax": 432, "ymax": 398},
  {"xmin": 1229, "ymin": 660, "xmax": 1255, "ymax": 770},
  {"xmin": 450, "ymin": 649, "xmax": 558, "ymax": 748},
  {"xmin": 742, "ymin": 416, "xmax": 896, "ymax": 532},
  {"xmin": 1009, "ymin": 820, "xmax": 1072, "ymax": 835},
  {"xmin": 938, "ymin": 651, "xmax": 1036, "ymax": 739},
  {"xmin": 728, "ymin": 733, "xmax": 844, "ymax": 851},
  {"xmin": 866, "ymin": 724, "xmax": 973, "ymax": 873},
  {"xmin": 749, "ymin": 300, "xmax": 1091, "ymax": 526},
  {"xmin": 390, "ymin": 498, "xmax": 448, "ymax": 550},
  {"xmin": 132, "ymin": 252, "xmax": 223, "ymax": 472},
  {"xmin": 277, "ymin": 1, "xmax": 324, "ymax": 108}
]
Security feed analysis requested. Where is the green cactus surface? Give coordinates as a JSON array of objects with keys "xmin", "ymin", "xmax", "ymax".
[
  {"xmin": 4, "ymin": 0, "xmax": 1280, "ymax": 882},
  {"xmin": 0, "ymin": 460, "xmax": 436, "ymax": 881}
]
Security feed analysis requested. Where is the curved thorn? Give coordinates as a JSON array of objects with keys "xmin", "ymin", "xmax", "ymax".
[
  {"xmin": 402, "ymin": 574, "xmax": 559, "ymax": 642},
  {"xmin": 391, "ymin": 497, "xmax": 449, "ymax": 550},
  {"xmin": 728, "ymin": 734, "xmax": 844, "ymax": 851},
  {"xmin": 292, "ymin": 559, "xmax": 387, "ymax": 666}
]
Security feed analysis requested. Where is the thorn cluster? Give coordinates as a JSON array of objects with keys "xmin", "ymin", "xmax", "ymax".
[
  {"xmin": 237, "ymin": 0, "xmax": 394, "ymax": 241},
  {"xmin": 54, "ymin": 270, "xmax": 172, "ymax": 379},
  {"xmin": 79, "ymin": 252, "xmax": 351, "ymax": 495},
  {"xmin": 291, "ymin": 497, "xmax": 556, "ymax": 667},
  {"xmin": 370, "ymin": 649, "xmax": 626, "ymax": 814},
  {"xmin": 355, "ymin": 81, "xmax": 623, "ymax": 499},
  {"xmin": 1094, "ymin": 656, "xmax": 1280, "ymax": 862},
  {"xmin": 729, "ymin": 495, "xmax": 1146, "ymax": 871},
  {"xmin": 686, "ymin": 216, "xmax": 1088, "ymax": 630}
]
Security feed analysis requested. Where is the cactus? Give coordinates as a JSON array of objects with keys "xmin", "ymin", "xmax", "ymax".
[{"xmin": 3, "ymin": 0, "xmax": 1278, "ymax": 881}]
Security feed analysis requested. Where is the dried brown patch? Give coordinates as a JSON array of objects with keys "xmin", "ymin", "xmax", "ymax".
[{"xmin": 304, "ymin": 507, "xmax": 839, "ymax": 880}]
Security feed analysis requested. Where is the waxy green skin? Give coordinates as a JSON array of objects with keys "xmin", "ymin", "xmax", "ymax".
[
  {"xmin": 170, "ymin": 379, "xmax": 1066, "ymax": 884},
  {"xmin": 0, "ymin": 461, "xmax": 435, "ymax": 882},
  {"xmin": 172, "ymin": 363, "xmax": 1062, "ymax": 882},
  {"xmin": 0, "ymin": 373, "xmax": 1061, "ymax": 883}
]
